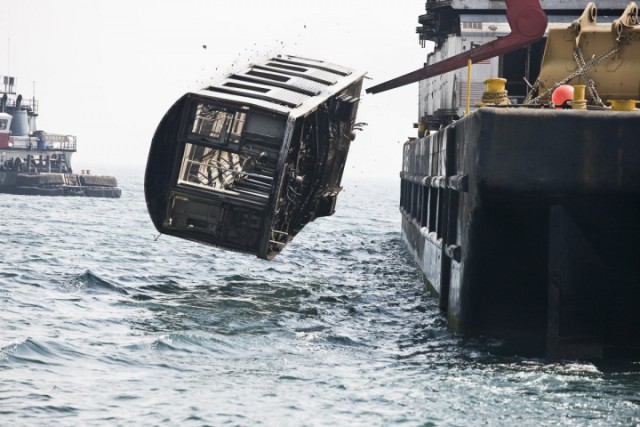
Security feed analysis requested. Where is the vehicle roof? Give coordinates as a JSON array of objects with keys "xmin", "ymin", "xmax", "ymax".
[{"xmin": 190, "ymin": 55, "xmax": 366, "ymax": 118}]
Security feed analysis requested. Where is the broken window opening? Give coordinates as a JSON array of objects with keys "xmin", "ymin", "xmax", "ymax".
[
  {"xmin": 191, "ymin": 103, "xmax": 246, "ymax": 146},
  {"xmin": 178, "ymin": 143, "xmax": 252, "ymax": 194}
]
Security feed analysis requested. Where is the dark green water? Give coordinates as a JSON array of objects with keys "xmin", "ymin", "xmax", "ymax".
[{"xmin": 1, "ymin": 169, "xmax": 639, "ymax": 426}]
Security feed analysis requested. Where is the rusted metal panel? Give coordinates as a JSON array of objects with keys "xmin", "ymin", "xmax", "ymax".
[{"xmin": 537, "ymin": 3, "xmax": 640, "ymax": 103}]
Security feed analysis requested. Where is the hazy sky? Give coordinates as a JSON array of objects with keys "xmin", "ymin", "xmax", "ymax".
[{"xmin": 0, "ymin": 0, "xmax": 428, "ymax": 178}]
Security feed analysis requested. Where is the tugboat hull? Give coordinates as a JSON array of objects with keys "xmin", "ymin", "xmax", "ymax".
[{"xmin": 0, "ymin": 172, "xmax": 121, "ymax": 197}]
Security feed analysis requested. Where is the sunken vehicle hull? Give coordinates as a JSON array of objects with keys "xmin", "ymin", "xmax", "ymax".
[
  {"xmin": 145, "ymin": 56, "xmax": 365, "ymax": 259},
  {"xmin": 375, "ymin": 1, "xmax": 640, "ymax": 358}
]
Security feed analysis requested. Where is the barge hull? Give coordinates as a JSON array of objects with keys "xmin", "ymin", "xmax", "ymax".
[{"xmin": 401, "ymin": 108, "xmax": 640, "ymax": 358}]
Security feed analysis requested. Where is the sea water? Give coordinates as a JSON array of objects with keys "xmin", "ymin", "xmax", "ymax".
[{"xmin": 1, "ymin": 169, "xmax": 639, "ymax": 426}]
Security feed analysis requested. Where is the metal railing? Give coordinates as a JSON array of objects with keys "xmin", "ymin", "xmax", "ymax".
[
  {"xmin": 9, "ymin": 134, "xmax": 77, "ymax": 151},
  {"xmin": 3, "ymin": 98, "xmax": 39, "ymax": 114},
  {"xmin": 41, "ymin": 134, "xmax": 77, "ymax": 151}
]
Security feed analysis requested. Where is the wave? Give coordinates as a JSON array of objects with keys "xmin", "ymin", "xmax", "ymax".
[
  {"xmin": 1, "ymin": 338, "xmax": 62, "ymax": 366},
  {"xmin": 62, "ymin": 270, "xmax": 128, "ymax": 295}
]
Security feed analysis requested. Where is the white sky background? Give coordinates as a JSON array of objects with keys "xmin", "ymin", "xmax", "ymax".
[{"xmin": 0, "ymin": 0, "xmax": 428, "ymax": 179}]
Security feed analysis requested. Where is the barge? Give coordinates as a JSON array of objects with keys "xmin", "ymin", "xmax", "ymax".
[
  {"xmin": 0, "ymin": 76, "xmax": 120, "ymax": 197},
  {"xmin": 145, "ymin": 56, "xmax": 365, "ymax": 259},
  {"xmin": 367, "ymin": 1, "xmax": 640, "ymax": 358}
]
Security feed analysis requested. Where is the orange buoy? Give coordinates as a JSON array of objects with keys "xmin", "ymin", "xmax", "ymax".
[{"xmin": 552, "ymin": 85, "xmax": 574, "ymax": 109}]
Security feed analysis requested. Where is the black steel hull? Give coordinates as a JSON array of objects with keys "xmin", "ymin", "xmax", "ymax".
[{"xmin": 401, "ymin": 108, "xmax": 640, "ymax": 358}]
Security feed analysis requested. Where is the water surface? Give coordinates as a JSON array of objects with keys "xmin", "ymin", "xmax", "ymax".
[{"xmin": 1, "ymin": 170, "xmax": 639, "ymax": 426}]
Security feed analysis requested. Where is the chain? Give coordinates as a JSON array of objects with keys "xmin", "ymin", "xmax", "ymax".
[
  {"xmin": 525, "ymin": 44, "xmax": 620, "ymax": 105},
  {"xmin": 524, "ymin": 79, "xmax": 542, "ymax": 104},
  {"xmin": 573, "ymin": 48, "xmax": 606, "ymax": 107}
]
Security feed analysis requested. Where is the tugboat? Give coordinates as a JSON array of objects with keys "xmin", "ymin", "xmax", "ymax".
[
  {"xmin": 145, "ymin": 55, "xmax": 365, "ymax": 259},
  {"xmin": 0, "ymin": 76, "xmax": 120, "ymax": 197},
  {"xmin": 367, "ymin": 1, "xmax": 640, "ymax": 359}
]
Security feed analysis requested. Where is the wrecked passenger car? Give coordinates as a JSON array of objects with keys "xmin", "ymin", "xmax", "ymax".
[{"xmin": 145, "ymin": 56, "xmax": 366, "ymax": 259}]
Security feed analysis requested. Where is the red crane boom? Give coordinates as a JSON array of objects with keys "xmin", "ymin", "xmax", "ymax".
[{"xmin": 366, "ymin": 0, "xmax": 548, "ymax": 94}]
